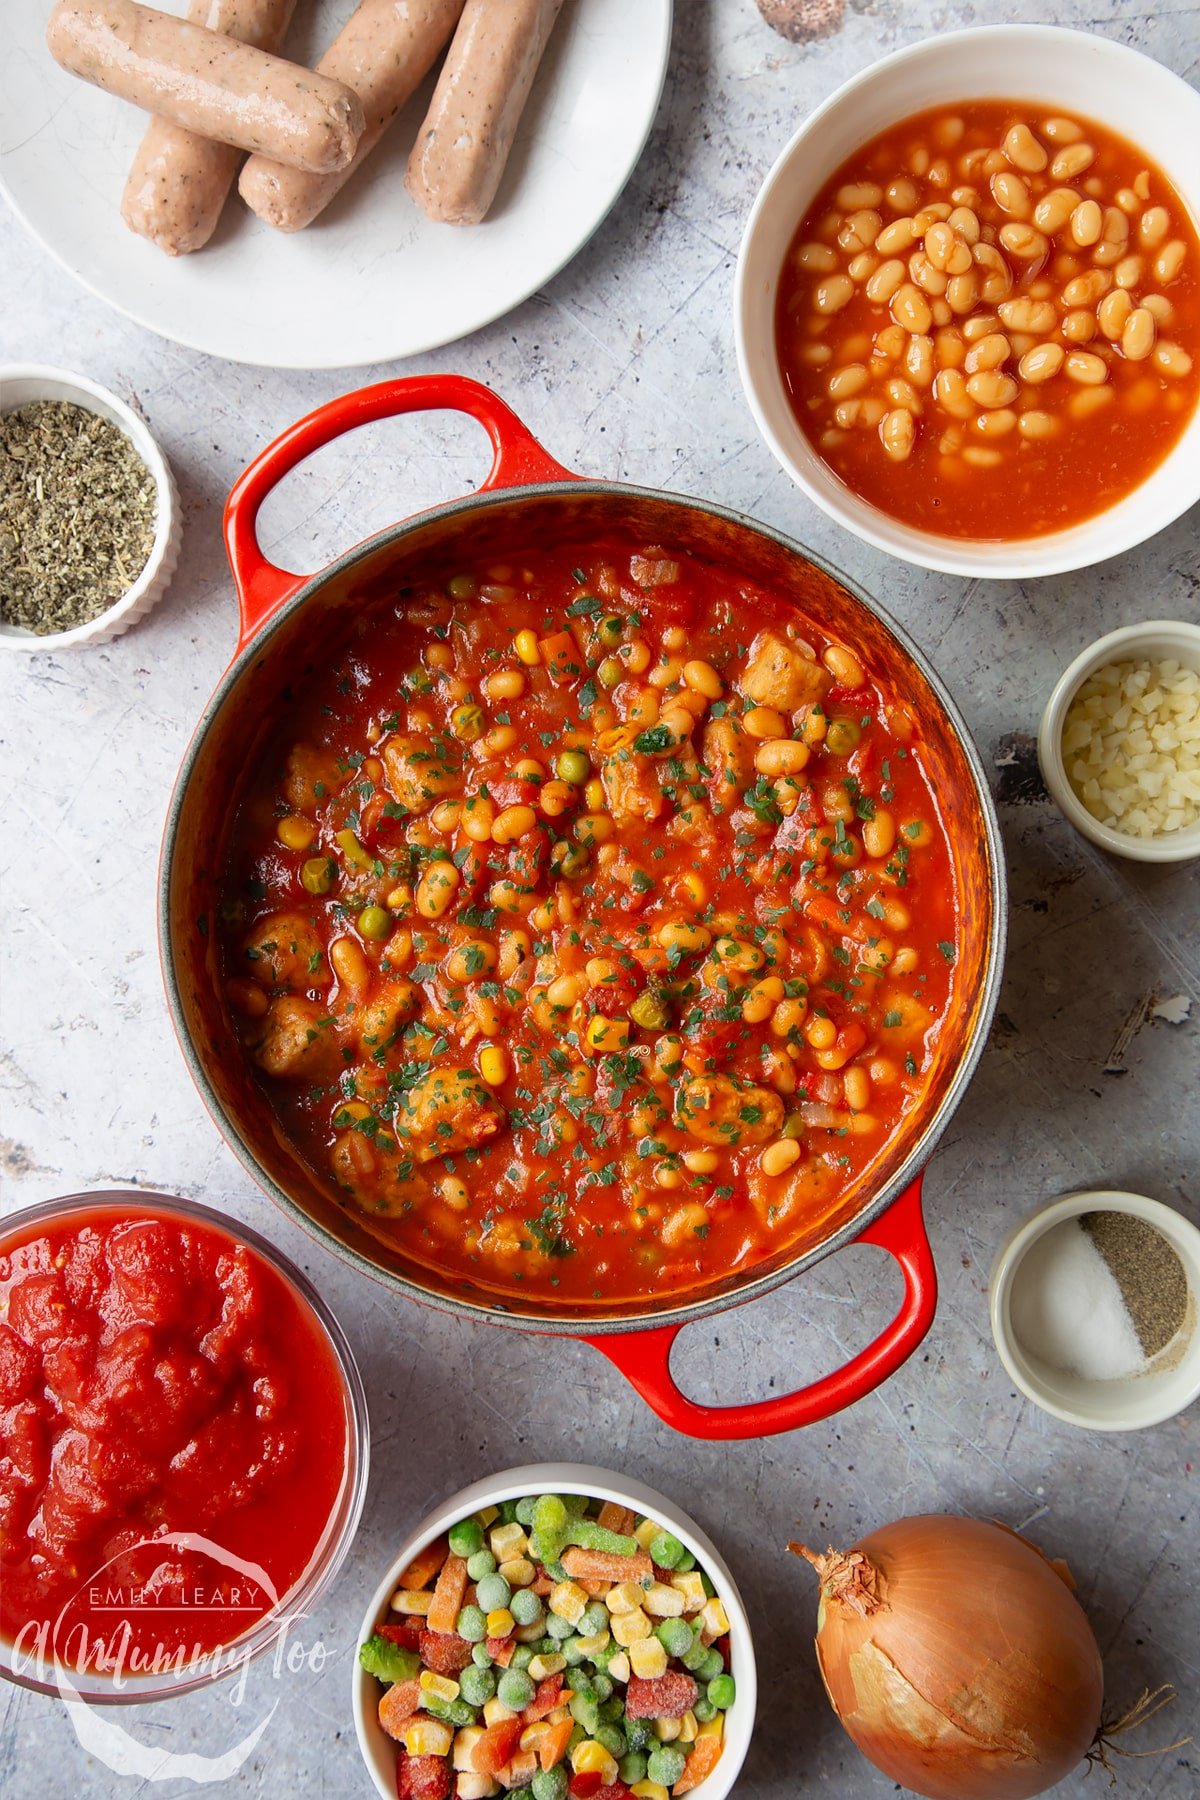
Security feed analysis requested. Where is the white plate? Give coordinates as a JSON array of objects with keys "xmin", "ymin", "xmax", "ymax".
[{"xmin": 1, "ymin": 0, "xmax": 672, "ymax": 368}]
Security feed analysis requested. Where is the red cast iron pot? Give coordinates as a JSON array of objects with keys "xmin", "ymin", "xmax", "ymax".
[{"xmin": 161, "ymin": 375, "xmax": 1007, "ymax": 1440}]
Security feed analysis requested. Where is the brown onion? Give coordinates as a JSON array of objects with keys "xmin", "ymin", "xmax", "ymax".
[{"xmin": 790, "ymin": 1515, "xmax": 1104, "ymax": 1800}]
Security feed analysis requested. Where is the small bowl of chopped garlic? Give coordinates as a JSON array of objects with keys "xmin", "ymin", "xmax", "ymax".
[
  {"xmin": 1038, "ymin": 619, "xmax": 1200, "ymax": 862},
  {"xmin": 0, "ymin": 363, "xmax": 180, "ymax": 651}
]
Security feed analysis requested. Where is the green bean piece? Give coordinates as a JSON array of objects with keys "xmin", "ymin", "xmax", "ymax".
[
  {"xmin": 648, "ymin": 1529, "xmax": 685, "ymax": 1568},
  {"xmin": 701, "ymin": 1572, "xmax": 716, "ymax": 1599},
  {"xmin": 422, "ymin": 1693, "xmax": 476, "ymax": 1728},
  {"xmin": 458, "ymin": 1664, "xmax": 496, "ymax": 1707},
  {"xmin": 619, "ymin": 1750, "xmax": 648, "ymax": 1784},
  {"xmin": 569, "ymin": 1690, "xmax": 601, "ymax": 1736},
  {"xmin": 448, "ymin": 1516, "xmax": 484, "ymax": 1557},
  {"xmin": 647, "ymin": 1745, "xmax": 687, "ymax": 1787},
  {"xmin": 336, "ymin": 828, "xmax": 374, "ymax": 870},
  {"xmin": 564, "ymin": 1519, "xmax": 638, "ymax": 1557},
  {"xmin": 531, "ymin": 1768, "xmax": 568, "ymax": 1800},
  {"xmin": 301, "ymin": 856, "xmax": 336, "ymax": 896},
  {"xmin": 708, "ymin": 1672, "xmax": 736, "ymax": 1709},
  {"xmin": 456, "ymin": 1604, "xmax": 487, "ymax": 1643},
  {"xmin": 496, "ymin": 1668, "xmax": 535, "ymax": 1711},
  {"xmin": 358, "ymin": 904, "xmax": 391, "ymax": 940},
  {"xmin": 475, "ymin": 1573, "xmax": 512, "ymax": 1613},
  {"xmin": 656, "ymin": 1617, "xmax": 694, "ymax": 1658},
  {"xmin": 510, "ymin": 1588, "xmax": 544, "ymax": 1627}
]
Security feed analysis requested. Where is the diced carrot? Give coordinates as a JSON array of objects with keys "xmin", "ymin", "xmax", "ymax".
[
  {"xmin": 425, "ymin": 1552, "xmax": 468, "ymax": 1635},
  {"xmin": 502, "ymin": 1749, "xmax": 538, "ymax": 1785},
  {"xmin": 539, "ymin": 632, "xmax": 583, "ymax": 686},
  {"xmin": 673, "ymin": 1735, "xmax": 723, "ymax": 1794},
  {"xmin": 523, "ymin": 1673, "xmax": 564, "ymax": 1721},
  {"xmin": 578, "ymin": 1577, "xmax": 609, "ymax": 1598},
  {"xmin": 597, "ymin": 1501, "xmax": 636, "ymax": 1535},
  {"xmin": 471, "ymin": 1717, "xmax": 524, "ymax": 1776},
  {"xmin": 398, "ymin": 1534, "xmax": 449, "ymax": 1591},
  {"xmin": 486, "ymin": 1634, "xmax": 515, "ymax": 1667},
  {"xmin": 561, "ymin": 1546, "xmax": 653, "ymax": 1585},
  {"xmin": 377, "ymin": 1678, "xmax": 421, "ymax": 1739},
  {"xmin": 539, "ymin": 1718, "xmax": 574, "ymax": 1771}
]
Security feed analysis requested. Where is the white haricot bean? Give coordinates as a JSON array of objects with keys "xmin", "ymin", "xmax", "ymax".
[
  {"xmin": 930, "ymin": 298, "xmax": 952, "ymax": 328},
  {"xmin": 997, "ymin": 296, "xmax": 1057, "ymax": 334},
  {"xmin": 974, "ymin": 406, "xmax": 1017, "ymax": 437},
  {"xmin": 884, "ymin": 376, "xmax": 921, "ymax": 412},
  {"xmin": 848, "ymin": 252, "xmax": 879, "ymax": 283},
  {"xmin": 934, "ymin": 115, "xmax": 965, "ymax": 149},
  {"xmin": 945, "ymin": 269, "xmax": 980, "ymax": 313},
  {"xmin": 990, "ymin": 170, "xmax": 1031, "ymax": 218},
  {"xmin": 933, "ymin": 367, "xmax": 973, "ymax": 418},
  {"xmin": 875, "ymin": 322, "xmax": 907, "ymax": 357},
  {"xmin": 1121, "ymin": 307, "xmax": 1157, "ymax": 362},
  {"xmin": 924, "ymin": 221, "xmax": 957, "ymax": 269},
  {"xmin": 880, "ymin": 407, "xmax": 915, "ymax": 461},
  {"xmin": 947, "ymin": 205, "xmax": 981, "ymax": 244},
  {"xmin": 1050, "ymin": 141, "xmax": 1095, "ymax": 180},
  {"xmin": 1004, "ymin": 122, "xmax": 1047, "ymax": 173},
  {"xmin": 1042, "ymin": 116, "xmax": 1084, "ymax": 143},
  {"xmin": 965, "ymin": 369, "xmax": 1018, "ymax": 409},
  {"xmin": 1061, "ymin": 269, "xmax": 1111, "ymax": 306},
  {"xmin": 934, "ymin": 327, "xmax": 966, "ymax": 368},
  {"xmin": 1062, "ymin": 309, "xmax": 1097, "ymax": 344},
  {"xmin": 885, "ymin": 176, "xmax": 921, "ymax": 212},
  {"xmin": 875, "ymin": 217, "xmax": 918, "ymax": 254},
  {"xmin": 891, "ymin": 282, "xmax": 933, "ymax": 333},
  {"xmin": 1152, "ymin": 340, "xmax": 1193, "ymax": 378},
  {"xmin": 1068, "ymin": 199, "xmax": 1103, "ymax": 247},
  {"xmin": 827, "ymin": 363, "xmax": 868, "ymax": 399},
  {"xmin": 1138, "ymin": 205, "xmax": 1170, "ymax": 248},
  {"xmin": 1096, "ymin": 287, "xmax": 1133, "ymax": 340},
  {"xmin": 961, "ymin": 311, "xmax": 999, "ymax": 342},
  {"xmin": 1115, "ymin": 186, "xmax": 1140, "ymax": 215},
  {"xmin": 796, "ymin": 240, "xmax": 838, "ymax": 273},
  {"xmin": 1069, "ymin": 385, "xmax": 1114, "ymax": 420},
  {"xmin": 973, "ymin": 242, "xmax": 1012, "ymax": 303},
  {"xmin": 1064, "ymin": 350, "xmax": 1109, "ymax": 385},
  {"xmin": 962, "ymin": 445, "xmax": 1002, "ymax": 468},
  {"xmin": 1018, "ymin": 342, "xmax": 1065, "ymax": 384},
  {"xmin": 865, "ymin": 258, "xmax": 906, "ymax": 303},
  {"xmin": 1018, "ymin": 409, "xmax": 1058, "ymax": 439},
  {"xmin": 837, "ymin": 180, "xmax": 884, "ymax": 210},
  {"xmin": 798, "ymin": 342, "xmax": 833, "ymax": 367},
  {"xmin": 905, "ymin": 333, "xmax": 935, "ymax": 386},
  {"xmin": 839, "ymin": 208, "xmax": 883, "ymax": 254},
  {"xmin": 1141, "ymin": 293, "xmax": 1174, "ymax": 326},
  {"xmin": 910, "ymin": 252, "xmax": 948, "ymax": 296},
  {"xmin": 1114, "ymin": 254, "xmax": 1144, "ymax": 290},
  {"xmin": 998, "ymin": 222, "xmax": 1048, "ymax": 261},
  {"xmin": 963, "ymin": 331, "xmax": 1011, "ymax": 373},
  {"xmin": 1134, "ymin": 170, "xmax": 1152, "ymax": 201},
  {"xmin": 1032, "ymin": 187, "xmax": 1080, "ymax": 234},
  {"xmin": 814, "ymin": 274, "xmax": 855, "ymax": 313},
  {"xmin": 1153, "ymin": 239, "xmax": 1186, "ymax": 284}
]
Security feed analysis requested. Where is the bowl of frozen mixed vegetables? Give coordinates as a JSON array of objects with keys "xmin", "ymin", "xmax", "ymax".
[{"xmin": 353, "ymin": 1463, "xmax": 756, "ymax": 1800}]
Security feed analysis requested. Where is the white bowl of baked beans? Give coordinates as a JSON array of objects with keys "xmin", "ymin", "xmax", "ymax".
[
  {"xmin": 735, "ymin": 25, "xmax": 1200, "ymax": 578},
  {"xmin": 1038, "ymin": 619, "xmax": 1200, "ymax": 863}
]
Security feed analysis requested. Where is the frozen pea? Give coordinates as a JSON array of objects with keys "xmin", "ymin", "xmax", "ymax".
[
  {"xmin": 508, "ymin": 1791, "xmax": 534, "ymax": 1800},
  {"xmin": 619, "ymin": 1750, "xmax": 648, "ymax": 1784},
  {"xmin": 682, "ymin": 1636, "xmax": 709, "ymax": 1672},
  {"xmin": 656, "ymin": 1617, "xmax": 694, "ymax": 1658},
  {"xmin": 531, "ymin": 1769, "xmax": 568, "ymax": 1800},
  {"xmin": 569, "ymin": 1690, "xmax": 601, "ymax": 1736},
  {"xmin": 459, "ymin": 1664, "xmax": 496, "ymax": 1707},
  {"xmin": 647, "ymin": 1745, "xmax": 687, "ymax": 1787},
  {"xmin": 579, "ymin": 1603, "xmax": 610, "ymax": 1638},
  {"xmin": 699, "ymin": 1647, "xmax": 725, "ymax": 1683},
  {"xmin": 598, "ymin": 1694, "xmax": 624, "ymax": 1724},
  {"xmin": 448, "ymin": 1516, "xmax": 484, "ymax": 1557},
  {"xmin": 708, "ymin": 1672, "xmax": 736, "ymax": 1709},
  {"xmin": 510, "ymin": 1587, "xmax": 544, "ymax": 1626},
  {"xmin": 546, "ymin": 1612, "xmax": 574, "ymax": 1640},
  {"xmin": 516, "ymin": 1496, "xmax": 538, "ymax": 1525},
  {"xmin": 701, "ymin": 1572, "xmax": 716, "ymax": 1598},
  {"xmin": 471, "ymin": 1642, "xmax": 494, "ymax": 1669},
  {"xmin": 475, "ymin": 1573, "xmax": 512, "ymax": 1613},
  {"xmin": 591, "ymin": 1673, "xmax": 613, "ymax": 1703},
  {"xmin": 675, "ymin": 1549, "xmax": 696, "ymax": 1573},
  {"xmin": 562, "ymin": 1635, "xmax": 590, "ymax": 1667},
  {"xmin": 596, "ymin": 1723, "xmax": 626, "ymax": 1758},
  {"xmin": 498, "ymin": 1499, "xmax": 520, "ymax": 1524},
  {"xmin": 467, "ymin": 1549, "xmax": 497, "ymax": 1581},
  {"xmin": 693, "ymin": 1696, "xmax": 717, "ymax": 1723},
  {"xmin": 511, "ymin": 1644, "xmax": 535, "ymax": 1671},
  {"xmin": 648, "ymin": 1529, "xmax": 685, "ymax": 1568},
  {"xmin": 497, "ymin": 1668, "xmax": 535, "ymax": 1711},
  {"xmin": 456, "ymin": 1604, "xmax": 487, "ymax": 1643}
]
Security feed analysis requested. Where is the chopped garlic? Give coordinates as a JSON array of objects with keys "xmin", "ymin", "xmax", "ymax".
[{"xmin": 1062, "ymin": 657, "xmax": 1200, "ymax": 836}]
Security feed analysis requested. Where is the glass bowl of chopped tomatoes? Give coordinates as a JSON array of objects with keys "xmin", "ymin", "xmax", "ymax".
[{"xmin": 351, "ymin": 1463, "xmax": 756, "ymax": 1800}]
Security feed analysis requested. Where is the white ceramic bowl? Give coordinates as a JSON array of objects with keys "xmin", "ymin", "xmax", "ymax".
[
  {"xmin": 990, "ymin": 1190, "xmax": 1200, "ymax": 1431},
  {"xmin": 1038, "ymin": 618, "xmax": 1200, "ymax": 863},
  {"xmin": 353, "ymin": 1462, "xmax": 757, "ymax": 1800},
  {"xmin": 0, "ymin": 363, "xmax": 180, "ymax": 650},
  {"xmin": 735, "ymin": 25, "xmax": 1200, "ymax": 579}
]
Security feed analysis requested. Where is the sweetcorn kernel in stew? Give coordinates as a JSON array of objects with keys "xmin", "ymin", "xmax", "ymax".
[
  {"xmin": 218, "ymin": 542, "xmax": 958, "ymax": 1306},
  {"xmin": 360, "ymin": 1491, "xmax": 735, "ymax": 1798},
  {"xmin": 776, "ymin": 102, "xmax": 1200, "ymax": 538}
]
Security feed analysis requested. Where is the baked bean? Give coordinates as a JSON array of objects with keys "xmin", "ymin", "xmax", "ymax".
[
  {"xmin": 865, "ymin": 258, "xmax": 906, "ymax": 303},
  {"xmin": 1061, "ymin": 310, "xmax": 1097, "ymax": 344},
  {"xmin": 997, "ymin": 296, "xmax": 1057, "ymax": 333},
  {"xmin": 974, "ymin": 406, "xmax": 1017, "ymax": 437},
  {"xmin": 961, "ymin": 310, "xmax": 1001, "ymax": 341},
  {"xmin": 950, "ymin": 185, "xmax": 979, "ymax": 207},
  {"xmin": 875, "ymin": 217, "xmax": 918, "ymax": 254},
  {"xmin": 1121, "ymin": 307, "xmax": 1157, "ymax": 361},
  {"xmin": 1134, "ymin": 169, "xmax": 1152, "ymax": 201},
  {"xmin": 1097, "ymin": 287, "xmax": 1133, "ymax": 340},
  {"xmin": 755, "ymin": 739, "xmax": 811, "ymax": 776},
  {"xmin": 930, "ymin": 298, "xmax": 953, "ymax": 327},
  {"xmin": 862, "ymin": 811, "xmax": 896, "ymax": 857},
  {"xmin": 964, "ymin": 331, "xmax": 1011, "ymax": 373},
  {"xmin": 1141, "ymin": 293, "xmax": 1174, "ymax": 326},
  {"xmin": 946, "ymin": 269, "xmax": 981, "ymax": 313},
  {"xmin": 814, "ymin": 274, "xmax": 854, "ymax": 313},
  {"xmin": 1114, "ymin": 254, "xmax": 1144, "ymax": 290},
  {"xmin": 1041, "ymin": 116, "xmax": 1084, "ymax": 144},
  {"xmin": 1115, "ymin": 186, "xmax": 1140, "ymax": 214},
  {"xmin": 905, "ymin": 333, "xmax": 935, "ymax": 386},
  {"xmin": 1064, "ymin": 350, "xmax": 1108, "ymax": 385},
  {"xmin": 990, "ymin": 170, "xmax": 1031, "ymax": 217},
  {"xmin": 934, "ymin": 115, "xmax": 965, "ymax": 149},
  {"xmin": 947, "ymin": 205, "xmax": 981, "ymax": 243},
  {"xmin": 999, "ymin": 222, "xmax": 1048, "ymax": 260},
  {"xmin": 924, "ymin": 221, "xmax": 957, "ymax": 268},
  {"xmin": 914, "ymin": 202, "xmax": 953, "ymax": 230},
  {"xmin": 891, "ymin": 283, "xmax": 933, "ymax": 333},
  {"xmin": 1018, "ymin": 409, "xmax": 1058, "ymax": 439},
  {"xmin": 1138, "ymin": 206, "xmax": 1170, "ymax": 248},
  {"xmin": 797, "ymin": 342, "xmax": 833, "ymax": 367},
  {"xmin": 1068, "ymin": 199, "xmax": 1103, "ymax": 247},
  {"xmin": 962, "ymin": 445, "xmax": 1002, "ymax": 467},
  {"xmin": 1153, "ymin": 239, "xmax": 1186, "ymax": 284},
  {"xmin": 1018, "ymin": 342, "xmax": 1065, "ymax": 383},
  {"xmin": 1050, "ymin": 141, "xmax": 1095, "ymax": 180},
  {"xmin": 1032, "ymin": 186, "xmax": 1080, "ymax": 234},
  {"xmin": 928, "ymin": 158, "xmax": 952, "ymax": 188},
  {"xmin": 833, "ymin": 399, "xmax": 860, "ymax": 427},
  {"xmin": 849, "ymin": 252, "xmax": 879, "ymax": 283},
  {"xmin": 823, "ymin": 643, "xmax": 866, "ymax": 687},
  {"xmin": 934, "ymin": 328, "xmax": 966, "ymax": 368},
  {"xmin": 875, "ymin": 322, "xmax": 908, "ymax": 358},
  {"xmin": 1061, "ymin": 268, "xmax": 1110, "ymax": 306},
  {"xmin": 827, "ymin": 363, "xmax": 869, "ymax": 399},
  {"xmin": 1153, "ymin": 340, "xmax": 1193, "ymax": 378},
  {"xmin": 880, "ymin": 407, "xmax": 916, "ymax": 461},
  {"xmin": 910, "ymin": 253, "xmax": 948, "ymax": 296},
  {"xmin": 796, "ymin": 240, "xmax": 838, "ymax": 273},
  {"xmin": 1068, "ymin": 384, "xmax": 1114, "ymax": 419},
  {"xmin": 933, "ymin": 367, "xmax": 973, "ymax": 417},
  {"xmin": 839, "ymin": 208, "xmax": 883, "ymax": 253},
  {"xmin": 1004, "ymin": 122, "xmax": 1047, "ymax": 173},
  {"xmin": 965, "ymin": 370, "xmax": 1018, "ymax": 408},
  {"xmin": 886, "ymin": 176, "xmax": 922, "ymax": 212},
  {"xmin": 884, "ymin": 376, "xmax": 921, "ymax": 412},
  {"xmin": 972, "ymin": 242, "xmax": 1012, "ymax": 303},
  {"xmin": 837, "ymin": 180, "xmax": 884, "ymax": 209}
]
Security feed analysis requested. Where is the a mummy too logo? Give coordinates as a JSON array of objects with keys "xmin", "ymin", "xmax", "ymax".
[{"xmin": 11, "ymin": 1532, "xmax": 329, "ymax": 1782}]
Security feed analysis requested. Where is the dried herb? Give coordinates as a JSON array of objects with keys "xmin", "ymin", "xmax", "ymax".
[
  {"xmin": 1083, "ymin": 1210, "xmax": 1190, "ymax": 1359},
  {"xmin": 1, "ymin": 400, "xmax": 157, "ymax": 635}
]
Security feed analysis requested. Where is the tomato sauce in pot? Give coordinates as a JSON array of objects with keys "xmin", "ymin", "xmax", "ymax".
[
  {"xmin": 217, "ymin": 540, "xmax": 961, "ymax": 1309},
  {"xmin": 0, "ymin": 1204, "xmax": 349, "ymax": 1670}
]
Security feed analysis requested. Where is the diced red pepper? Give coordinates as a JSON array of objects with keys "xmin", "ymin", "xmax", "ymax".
[
  {"xmin": 523, "ymin": 1672, "xmax": 564, "ymax": 1721},
  {"xmin": 569, "ymin": 1776, "xmax": 604, "ymax": 1799},
  {"xmin": 486, "ymin": 1634, "xmax": 515, "ymax": 1667},
  {"xmin": 471, "ymin": 1716, "xmax": 524, "ymax": 1776},
  {"xmin": 625, "ymin": 1671, "xmax": 698, "ymax": 1719},
  {"xmin": 418, "ymin": 1628, "xmax": 472, "ymax": 1676},
  {"xmin": 377, "ymin": 1621, "xmax": 422, "ymax": 1651},
  {"xmin": 395, "ymin": 1752, "xmax": 450, "ymax": 1800}
]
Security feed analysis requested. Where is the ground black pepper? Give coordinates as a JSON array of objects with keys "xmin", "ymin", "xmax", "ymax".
[
  {"xmin": 0, "ymin": 399, "xmax": 157, "ymax": 635},
  {"xmin": 1083, "ymin": 1210, "xmax": 1190, "ymax": 1359}
]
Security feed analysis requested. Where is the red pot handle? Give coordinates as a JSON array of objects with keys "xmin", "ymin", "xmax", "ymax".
[
  {"xmin": 584, "ymin": 1176, "xmax": 936, "ymax": 1439},
  {"xmin": 223, "ymin": 374, "xmax": 576, "ymax": 653}
]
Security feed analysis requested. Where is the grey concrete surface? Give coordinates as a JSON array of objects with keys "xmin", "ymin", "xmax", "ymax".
[{"xmin": 1, "ymin": 1, "xmax": 1197, "ymax": 1795}]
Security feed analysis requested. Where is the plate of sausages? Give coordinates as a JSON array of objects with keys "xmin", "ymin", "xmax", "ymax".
[{"xmin": 2, "ymin": 0, "xmax": 672, "ymax": 367}]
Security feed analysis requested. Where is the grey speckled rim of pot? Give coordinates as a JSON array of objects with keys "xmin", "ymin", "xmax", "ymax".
[{"xmin": 159, "ymin": 477, "xmax": 1009, "ymax": 1336}]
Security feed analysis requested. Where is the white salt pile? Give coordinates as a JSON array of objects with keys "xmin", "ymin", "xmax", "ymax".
[{"xmin": 1009, "ymin": 1217, "xmax": 1144, "ymax": 1382}]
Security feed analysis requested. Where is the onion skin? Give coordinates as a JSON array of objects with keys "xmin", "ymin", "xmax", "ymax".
[{"xmin": 792, "ymin": 1515, "xmax": 1104, "ymax": 1800}]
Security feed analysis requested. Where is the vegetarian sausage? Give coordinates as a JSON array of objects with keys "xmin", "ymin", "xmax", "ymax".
[
  {"xmin": 238, "ymin": 0, "xmax": 465, "ymax": 233},
  {"xmin": 46, "ymin": 0, "xmax": 365, "ymax": 175},
  {"xmin": 405, "ymin": 0, "xmax": 566, "ymax": 226},
  {"xmin": 121, "ymin": 0, "xmax": 296, "ymax": 255}
]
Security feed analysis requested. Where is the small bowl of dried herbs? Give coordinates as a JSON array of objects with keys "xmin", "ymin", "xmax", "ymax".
[
  {"xmin": 990, "ymin": 1190, "xmax": 1200, "ymax": 1432},
  {"xmin": 1, "ymin": 364, "xmax": 180, "ymax": 650}
]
